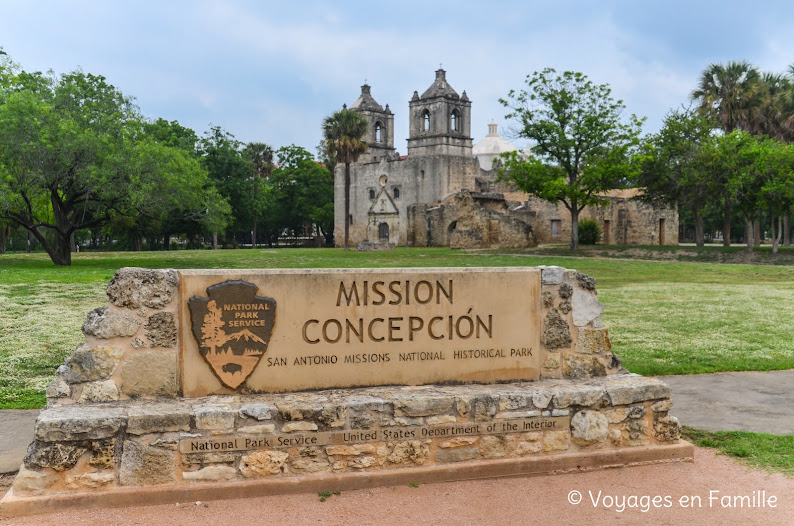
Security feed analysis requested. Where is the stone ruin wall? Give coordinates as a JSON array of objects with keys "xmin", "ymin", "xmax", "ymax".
[{"xmin": 9, "ymin": 267, "xmax": 682, "ymax": 498}]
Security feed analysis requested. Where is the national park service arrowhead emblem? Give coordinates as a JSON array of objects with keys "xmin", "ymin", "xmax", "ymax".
[{"xmin": 188, "ymin": 280, "xmax": 276, "ymax": 389}]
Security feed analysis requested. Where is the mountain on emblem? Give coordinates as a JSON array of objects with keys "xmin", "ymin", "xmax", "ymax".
[{"xmin": 188, "ymin": 280, "xmax": 276, "ymax": 389}]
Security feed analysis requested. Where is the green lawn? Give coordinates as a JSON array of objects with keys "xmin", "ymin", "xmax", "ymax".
[
  {"xmin": 683, "ymin": 427, "xmax": 794, "ymax": 477},
  {"xmin": 1, "ymin": 247, "xmax": 793, "ymax": 408}
]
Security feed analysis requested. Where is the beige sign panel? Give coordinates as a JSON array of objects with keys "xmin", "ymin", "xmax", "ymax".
[{"xmin": 179, "ymin": 268, "xmax": 541, "ymax": 396}]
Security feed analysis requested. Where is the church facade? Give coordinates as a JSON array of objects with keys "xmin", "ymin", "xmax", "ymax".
[{"xmin": 334, "ymin": 70, "xmax": 677, "ymax": 248}]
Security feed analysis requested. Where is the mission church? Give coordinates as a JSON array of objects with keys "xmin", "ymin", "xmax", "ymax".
[{"xmin": 333, "ymin": 69, "xmax": 677, "ymax": 248}]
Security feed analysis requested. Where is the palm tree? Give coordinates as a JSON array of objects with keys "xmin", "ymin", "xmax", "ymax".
[
  {"xmin": 322, "ymin": 109, "xmax": 368, "ymax": 250},
  {"xmin": 692, "ymin": 61, "xmax": 763, "ymax": 246},
  {"xmin": 243, "ymin": 142, "xmax": 274, "ymax": 248}
]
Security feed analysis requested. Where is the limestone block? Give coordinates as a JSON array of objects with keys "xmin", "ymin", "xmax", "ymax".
[
  {"xmin": 326, "ymin": 444, "xmax": 376, "ymax": 456},
  {"xmin": 541, "ymin": 266, "xmax": 564, "ymax": 285},
  {"xmin": 572, "ymin": 289, "xmax": 604, "ymax": 327},
  {"xmin": 24, "ymin": 442, "xmax": 88, "ymax": 471},
  {"xmin": 532, "ymin": 390, "xmax": 553, "ymax": 410},
  {"xmin": 82, "ymin": 307, "xmax": 140, "ymax": 339},
  {"xmin": 558, "ymin": 283, "xmax": 573, "ymax": 299},
  {"xmin": 542, "ymin": 430, "xmax": 570, "ymax": 452},
  {"xmin": 653, "ymin": 416, "xmax": 681, "ymax": 442},
  {"xmin": 426, "ymin": 415, "xmax": 457, "ymax": 425},
  {"xmin": 119, "ymin": 440, "xmax": 177, "ymax": 486},
  {"xmin": 45, "ymin": 377, "xmax": 71, "ymax": 399},
  {"xmin": 184, "ymin": 451, "xmax": 241, "ymax": 465},
  {"xmin": 563, "ymin": 353, "xmax": 608, "ymax": 379},
  {"xmin": 558, "ymin": 301, "xmax": 572, "ymax": 314},
  {"xmin": 455, "ymin": 398, "xmax": 471, "ymax": 418},
  {"xmin": 608, "ymin": 428, "xmax": 622, "ymax": 446},
  {"xmin": 127, "ymin": 407, "xmax": 191, "ymax": 435},
  {"xmin": 543, "ymin": 354, "xmax": 562, "ymax": 371},
  {"xmin": 65, "ymin": 472, "xmax": 115, "ymax": 490},
  {"xmin": 627, "ymin": 405, "xmax": 647, "ymax": 419},
  {"xmin": 106, "ymin": 268, "xmax": 178, "ymax": 309},
  {"xmin": 276, "ymin": 402, "xmax": 319, "ymax": 421},
  {"xmin": 571, "ymin": 410, "xmax": 609, "ymax": 446},
  {"xmin": 119, "ymin": 350, "xmax": 177, "ymax": 397},
  {"xmin": 240, "ymin": 450, "xmax": 289, "ymax": 477},
  {"xmin": 517, "ymin": 440, "xmax": 542, "ymax": 455},
  {"xmin": 542, "ymin": 309, "xmax": 571, "ymax": 350},
  {"xmin": 318, "ymin": 404, "xmax": 346, "ymax": 428},
  {"xmin": 604, "ymin": 407, "xmax": 630, "ymax": 424},
  {"xmin": 239, "ymin": 424, "xmax": 276, "ymax": 434},
  {"xmin": 89, "ymin": 439, "xmax": 116, "ymax": 468},
  {"xmin": 282, "ymin": 421, "xmax": 318, "ymax": 432},
  {"xmin": 542, "ymin": 291, "xmax": 555, "ymax": 307},
  {"xmin": 144, "ymin": 312, "xmax": 177, "ymax": 348},
  {"xmin": 35, "ymin": 406, "xmax": 125, "ymax": 442},
  {"xmin": 605, "ymin": 376, "xmax": 671, "ymax": 406},
  {"xmin": 576, "ymin": 328, "xmax": 612, "ymax": 354},
  {"xmin": 575, "ymin": 272, "xmax": 596, "ymax": 291},
  {"xmin": 131, "ymin": 337, "xmax": 145, "ymax": 348},
  {"xmin": 551, "ymin": 409, "xmax": 569, "ymax": 416},
  {"xmin": 438, "ymin": 437, "xmax": 478, "ymax": 449},
  {"xmin": 479, "ymin": 435, "xmax": 517, "ymax": 459},
  {"xmin": 240, "ymin": 403, "xmax": 276, "ymax": 421},
  {"xmin": 64, "ymin": 345, "xmax": 123, "ymax": 383},
  {"xmin": 393, "ymin": 394, "xmax": 454, "ymax": 417},
  {"xmin": 498, "ymin": 410, "xmax": 540, "ymax": 419},
  {"xmin": 348, "ymin": 398, "xmax": 393, "ymax": 429},
  {"xmin": 627, "ymin": 419, "xmax": 649, "ymax": 444},
  {"xmin": 183, "ymin": 465, "xmax": 239, "ymax": 482},
  {"xmin": 435, "ymin": 448, "xmax": 478, "ymax": 463},
  {"xmin": 470, "ymin": 395, "xmax": 499, "ymax": 422},
  {"xmin": 499, "ymin": 393, "xmax": 532, "ymax": 411},
  {"xmin": 386, "ymin": 441, "xmax": 429, "ymax": 465},
  {"xmin": 290, "ymin": 448, "xmax": 330, "ymax": 473},
  {"xmin": 193, "ymin": 405, "xmax": 235, "ymax": 430},
  {"xmin": 77, "ymin": 379, "xmax": 119, "ymax": 403},
  {"xmin": 11, "ymin": 466, "xmax": 59, "ymax": 495},
  {"xmin": 541, "ymin": 367, "xmax": 563, "ymax": 379},
  {"xmin": 349, "ymin": 455, "xmax": 377, "ymax": 469},
  {"xmin": 651, "ymin": 400, "xmax": 674, "ymax": 413},
  {"xmin": 552, "ymin": 385, "xmax": 604, "ymax": 409}
]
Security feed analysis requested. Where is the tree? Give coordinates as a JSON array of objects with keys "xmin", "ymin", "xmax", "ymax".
[
  {"xmin": 757, "ymin": 141, "xmax": 794, "ymax": 253},
  {"xmin": 242, "ymin": 142, "xmax": 274, "ymax": 248},
  {"xmin": 322, "ymin": 109, "xmax": 368, "ymax": 250},
  {"xmin": 269, "ymin": 145, "xmax": 334, "ymax": 240},
  {"xmin": 498, "ymin": 69, "xmax": 643, "ymax": 249},
  {"xmin": 635, "ymin": 108, "xmax": 714, "ymax": 246},
  {"xmin": 692, "ymin": 61, "xmax": 762, "ymax": 246}
]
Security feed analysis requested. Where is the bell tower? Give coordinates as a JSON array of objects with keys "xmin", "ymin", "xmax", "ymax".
[
  {"xmin": 348, "ymin": 84, "xmax": 396, "ymax": 162},
  {"xmin": 407, "ymin": 69, "xmax": 473, "ymax": 157}
]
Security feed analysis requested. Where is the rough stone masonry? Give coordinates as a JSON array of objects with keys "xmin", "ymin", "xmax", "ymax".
[{"xmin": 1, "ymin": 266, "xmax": 690, "ymax": 517}]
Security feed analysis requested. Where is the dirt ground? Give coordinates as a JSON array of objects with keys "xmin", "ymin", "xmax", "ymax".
[{"xmin": 1, "ymin": 447, "xmax": 791, "ymax": 526}]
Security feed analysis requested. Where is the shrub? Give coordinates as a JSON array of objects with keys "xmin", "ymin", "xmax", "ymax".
[{"xmin": 578, "ymin": 219, "xmax": 602, "ymax": 245}]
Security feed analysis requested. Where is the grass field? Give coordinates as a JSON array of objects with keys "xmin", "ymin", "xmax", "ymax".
[
  {"xmin": 683, "ymin": 427, "xmax": 794, "ymax": 477},
  {"xmin": 1, "ymin": 247, "xmax": 793, "ymax": 408}
]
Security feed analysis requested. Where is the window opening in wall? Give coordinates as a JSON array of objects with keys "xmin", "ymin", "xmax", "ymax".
[
  {"xmin": 420, "ymin": 169, "xmax": 425, "ymax": 179},
  {"xmin": 659, "ymin": 218, "xmax": 665, "ymax": 245},
  {"xmin": 423, "ymin": 110, "xmax": 430, "ymax": 131},
  {"xmin": 369, "ymin": 189, "xmax": 375, "ymax": 199},
  {"xmin": 375, "ymin": 122, "xmax": 382, "ymax": 143},
  {"xmin": 393, "ymin": 187, "xmax": 400, "ymax": 199},
  {"xmin": 349, "ymin": 214, "xmax": 353, "ymax": 226},
  {"xmin": 379, "ymin": 222, "xmax": 389, "ymax": 240},
  {"xmin": 451, "ymin": 109, "xmax": 460, "ymax": 132},
  {"xmin": 551, "ymin": 219, "xmax": 561, "ymax": 237},
  {"xmin": 603, "ymin": 220, "xmax": 611, "ymax": 245}
]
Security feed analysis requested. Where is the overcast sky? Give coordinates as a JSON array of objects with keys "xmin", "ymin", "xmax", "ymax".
[{"xmin": 2, "ymin": 1, "xmax": 793, "ymax": 155}]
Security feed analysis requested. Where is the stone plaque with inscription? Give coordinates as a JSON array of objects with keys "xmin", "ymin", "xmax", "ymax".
[{"xmin": 179, "ymin": 268, "xmax": 542, "ymax": 395}]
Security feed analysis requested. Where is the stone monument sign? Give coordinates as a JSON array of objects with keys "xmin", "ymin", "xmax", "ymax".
[{"xmin": 0, "ymin": 266, "xmax": 692, "ymax": 518}]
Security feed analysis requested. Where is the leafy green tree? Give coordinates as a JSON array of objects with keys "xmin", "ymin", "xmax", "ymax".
[
  {"xmin": 242, "ymin": 142, "xmax": 274, "ymax": 247},
  {"xmin": 635, "ymin": 108, "xmax": 714, "ymax": 246},
  {"xmin": 198, "ymin": 126, "xmax": 253, "ymax": 247},
  {"xmin": 143, "ymin": 118, "xmax": 200, "ymax": 154},
  {"xmin": 322, "ymin": 109, "xmax": 368, "ymax": 250},
  {"xmin": 498, "ymin": 68, "xmax": 643, "ymax": 249},
  {"xmin": 692, "ymin": 61, "xmax": 763, "ymax": 246},
  {"xmin": 269, "ymin": 145, "xmax": 333, "ymax": 240}
]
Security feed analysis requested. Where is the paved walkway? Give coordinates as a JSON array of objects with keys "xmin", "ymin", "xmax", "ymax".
[{"xmin": 1, "ymin": 370, "xmax": 792, "ymax": 474}]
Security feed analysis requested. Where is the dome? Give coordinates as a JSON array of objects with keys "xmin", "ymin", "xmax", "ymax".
[{"xmin": 473, "ymin": 123, "xmax": 517, "ymax": 170}]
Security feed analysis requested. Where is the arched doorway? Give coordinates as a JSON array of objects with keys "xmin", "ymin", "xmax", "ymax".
[
  {"xmin": 379, "ymin": 222, "xmax": 389, "ymax": 241},
  {"xmin": 446, "ymin": 221, "xmax": 457, "ymax": 244}
]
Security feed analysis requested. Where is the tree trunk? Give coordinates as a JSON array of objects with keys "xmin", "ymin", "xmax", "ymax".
[
  {"xmin": 745, "ymin": 218, "xmax": 754, "ymax": 253},
  {"xmin": 753, "ymin": 216, "xmax": 761, "ymax": 247},
  {"xmin": 693, "ymin": 207, "xmax": 705, "ymax": 247},
  {"xmin": 252, "ymin": 176, "xmax": 258, "ymax": 249},
  {"xmin": 772, "ymin": 215, "xmax": 780, "ymax": 254},
  {"xmin": 0, "ymin": 226, "xmax": 7, "ymax": 254},
  {"xmin": 570, "ymin": 208, "xmax": 579, "ymax": 250},
  {"xmin": 27, "ymin": 230, "xmax": 32, "ymax": 253},
  {"xmin": 212, "ymin": 231, "xmax": 218, "ymax": 250},
  {"xmin": 784, "ymin": 212, "xmax": 791, "ymax": 247},
  {"xmin": 723, "ymin": 198, "xmax": 732, "ymax": 246},
  {"xmin": 164, "ymin": 233, "xmax": 171, "ymax": 251},
  {"xmin": 344, "ymin": 162, "xmax": 351, "ymax": 251}
]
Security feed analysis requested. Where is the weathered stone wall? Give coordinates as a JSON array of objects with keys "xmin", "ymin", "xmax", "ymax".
[
  {"xmin": 524, "ymin": 191, "xmax": 679, "ymax": 245},
  {"xmin": 46, "ymin": 269, "xmax": 181, "ymax": 408},
  {"xmin": 448, "ymin": 190, "xmax": 536, "ymax": 250},
  {"xmin": 5, "ymin": 266, "xmax": 685, "ymax": 507}
]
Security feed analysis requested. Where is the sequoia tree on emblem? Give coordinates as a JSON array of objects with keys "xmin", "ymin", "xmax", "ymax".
[{"xmin": 188, "ymin": 280, "xmax": 276, "ymax": 389}]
